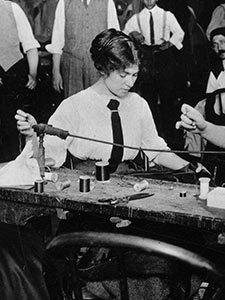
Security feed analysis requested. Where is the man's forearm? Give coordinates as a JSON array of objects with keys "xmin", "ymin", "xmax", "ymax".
[
  {"xmin": 52, "ymin": 53, "xmax": 61, "ymax": 73},
  {"xmin": 26, "ymin": 48, "xmax": 39, "ymax": 79}
]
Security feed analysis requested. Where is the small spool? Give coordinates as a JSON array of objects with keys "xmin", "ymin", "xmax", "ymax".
[
  {"xmin": 133, "ymin": 180, "xmax": 149, "ymax": 192},
  {"xmin": 34, "ymin": 179, "xmax": 44, "ymax": 193},
  {"xmin": 55, "ymin": 179, "xmax": 71, "ymax": 191},
  {"xmin": 44, "ymin": 172, "xmax": 58, "ymax": 183},
  {"xmin": 95, "ymin": 161, "xmax": 110, "ymax": 182},
  {"xmin": 79, "ymin": 175, "xmax": 91, "ymax": 193},
  {"xmin": 179, "ymin": 191, "xmax": 187, "ymax": 197}
]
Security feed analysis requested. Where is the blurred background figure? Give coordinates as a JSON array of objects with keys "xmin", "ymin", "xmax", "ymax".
[
  {"xmin": 114, "ymin": 0, "xmax": 134, "ymax": 30},
  {"xmin": 46, "ymin": 0, "xmax": 120, "ymax": 98},
  {"xmin": 123, "ymin": 0, "xmax": 185, "ymax": 146},
  {"xmin": 0, "ymin": 0, "xmax": 39, "ymax": 163},
  {"xmin": 206, "ymin": 0, "xmax": 225, "ymax": 40}
]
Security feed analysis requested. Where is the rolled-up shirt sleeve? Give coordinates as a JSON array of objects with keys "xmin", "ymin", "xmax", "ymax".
[
  {"xmin": 167, "ymin": 12, "xmax": 184, "ymax": 50},
  {"xmin": 123, "ymin": 15, "xmax": 139, "ymax": 35},
  {"xmin": 45, "ymin": 0, "xmax": 65, "ymax": 54},
  {"xmin": 107, "ymin": 0, "xmax": 120, "ymax": 30},
  {"xmin": 12, "ymin": 2, "xmax": 40, "ymax": 52}
]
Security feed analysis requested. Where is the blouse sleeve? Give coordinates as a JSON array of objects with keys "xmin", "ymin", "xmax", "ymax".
[
  {"xmin": 140, "ymin": 101, "xmax": 168, "ymax": 163},
  {"xmin": 44, "ymin": 98, "xmax": 79, "ymax": 168}
]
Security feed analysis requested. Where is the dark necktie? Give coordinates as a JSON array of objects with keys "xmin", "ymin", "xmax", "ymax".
[
  {"xmin": 107, "ymin": 99, "xmax": 124, "ymax": 173},
  {"xmin": 149, "ymin": 11, "xmax": 155, "ymax": 45}
]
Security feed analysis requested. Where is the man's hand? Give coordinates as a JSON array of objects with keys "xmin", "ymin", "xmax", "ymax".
[
  {"xmin": 129, "ymin": 31, "xmax": 145, "ymax": 45},
  {"xmin": 158, "ymin": 41, "xmax": 173, "ymax": 51},
  {"xmin": 15, "ymin": 109, "xmax": 37, "ymax": 137},
  {"xmin": 26, "ymin": 74, "xmax": 37, "ymax": 90},
  {"xmin": 176, "ymin": 104, "xmax": 207, "ymax": 133},
  {"xmin": 52, "ymin": 70, "xmax": 63, "ymax": 93}
]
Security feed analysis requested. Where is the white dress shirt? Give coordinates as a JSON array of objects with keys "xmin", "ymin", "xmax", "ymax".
[
  {"xmin": 44, "ymin": 87, "xmax": 168, "ymax": 168},
  {"xmin": 123, "ymin": 5, "xmax": 184, "ymax": 50},
  {"xmin": 46, "ymin": 0, "xmax": 120, "ymax": 55},
  {"xmin": 10, "ymin": 2, "xmax": 40, "ymax": 52}
]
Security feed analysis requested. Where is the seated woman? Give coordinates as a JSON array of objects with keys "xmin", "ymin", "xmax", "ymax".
[
  {"xmin": 16, "ymin": 29, "xmax": 192, "ymax": 173},
  {"xmin": 16, "ymin": 29, "xmax": 203, "ymax": 300}
]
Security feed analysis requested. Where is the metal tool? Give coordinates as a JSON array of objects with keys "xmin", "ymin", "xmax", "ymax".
[{"xmin": 98, "ymin": 192, "xmax": 154, "ymax": 205}]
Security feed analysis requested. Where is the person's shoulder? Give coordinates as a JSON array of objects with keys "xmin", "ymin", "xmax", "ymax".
[
  {"xmin": 9, "ymin": 1, "xmax": 22, "ymax": 10},
  {"xmin": 64, "ymin": 88, "xmax": 93, "ymax": 105},
  {"xmin": 154, "ymin": 5, "xmax": 163, "ymax": 12},
  {"xmin": 10, "ymin": 1, "xmax": 28, "ymax": 16},
  {"xmin": 128, "ymin": 91, "xmax": 149, "ymax": 106},
  {"xmin": 156, "ymin": 5, "xmax": 174, "ymax": 16},
  {"xmin": 215, "ymin": 4, "xmax": 225, "ymax": 12}
]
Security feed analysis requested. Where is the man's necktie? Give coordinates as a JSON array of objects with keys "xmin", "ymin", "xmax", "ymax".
[
  {"xmin": 149, "ymin": 11, "xmax": 155, "ymax": 45},
  {"xmin": 107, "ymin": 99, "xmax": 124, "ymax": 173}
]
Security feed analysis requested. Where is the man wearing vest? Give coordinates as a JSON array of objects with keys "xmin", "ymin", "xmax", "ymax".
[
  {"xmin": 46, "ymin": 0, "xmax": 120, "ymax": 98},
  {"xmin": 123, "ymin": 0, "xmax": 184, "ymax": 145},
  {"xmin": 0, "ymin": 0, "xmax": 40, "ymax": 163},
  {"xmin": 184, "ymin": 27, "xmax": 225, "ymax": 185}
]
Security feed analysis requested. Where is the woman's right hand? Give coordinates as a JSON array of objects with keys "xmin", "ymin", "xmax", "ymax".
[{"xmin": 15, "ymin": 109, "xmax": 37, "ymax": 137}]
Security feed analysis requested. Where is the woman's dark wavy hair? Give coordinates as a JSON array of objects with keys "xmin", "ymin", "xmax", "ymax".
[{"xmin": 90, "ymin": 28, "xmax": 140, "ymax": 75}]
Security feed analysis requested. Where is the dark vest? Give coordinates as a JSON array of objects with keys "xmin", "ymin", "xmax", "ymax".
[{"xmin": 64, "ymin": 0, "xmax": 108, "ymax": 60}]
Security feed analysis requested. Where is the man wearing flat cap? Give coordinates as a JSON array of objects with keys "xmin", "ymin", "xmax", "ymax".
[
  {"xmin": 184, "ymin": 27, "xmax": 225, "ymax": 185},
  {"xmin": 207, "ymin": 27, "xmax": 225, "ymax": 93}
]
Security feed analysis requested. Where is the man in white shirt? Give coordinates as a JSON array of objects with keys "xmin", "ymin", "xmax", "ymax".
[
  {"xmin": 46, "ymin": 0, "xmax": 120, "ymax": 98},
  {"xmin": 123, "ymin": 0, "xmax": 184, "ymax": 145},
  {"xmin": 0, "ymin": 0, "xmax": 40, "ymax": 163},
  {"xmin": 0, "ymin": 4, "xmax": 49, "ymax": 300}
]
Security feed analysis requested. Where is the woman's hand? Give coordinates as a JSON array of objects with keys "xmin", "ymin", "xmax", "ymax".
[
  {"xmin": 176, "ymin": 104, "xmax": 207, "ymax": 134},
  {"xmin": 15, "ymin": 109, "xmax": 37, "ymax": 137}
]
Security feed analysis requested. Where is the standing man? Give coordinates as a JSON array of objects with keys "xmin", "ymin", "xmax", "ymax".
[
  {"xmin": 123, "ymin": 0, "xmax": 184, "ymax": 144},
  {"xmin": 46, "ymin": 0, "xmax": 120, "ymax": 98},
  {"xmin": 0, "ymin": 0, "xmax": 40, "ymax": 163}
]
